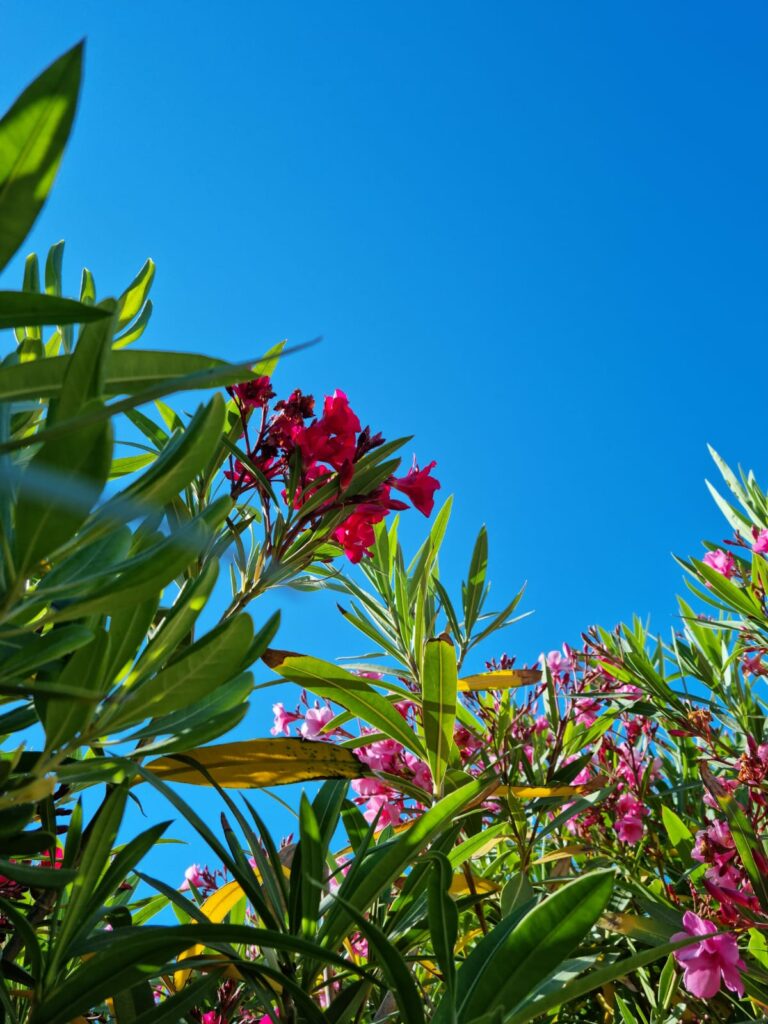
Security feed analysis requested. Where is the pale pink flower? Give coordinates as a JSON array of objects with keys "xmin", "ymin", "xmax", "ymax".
[
  {"xmin": 182, "ymin": 864, "xmax": 205, "ymax": 889},
  {"xmin": 572, "ymin": 696, "xmax": 601, "ymax": 728},
  {"xmin": 271, "ymin": 702, "xmax": 301, "ymax": 736},
  {"xmin": 672, "ymin": 911, "xmax": 746, "ymax": 999},
  {"xmin": 546, "ymin": 650, "xmax": 566, "ymax": 679},
  {"xmin": 702, "ymin": 548, "xmax": 736, "ymax": 579},
  {"xmin": 300, "ymin": 702, "xmax": 335, "ymax": 739}
]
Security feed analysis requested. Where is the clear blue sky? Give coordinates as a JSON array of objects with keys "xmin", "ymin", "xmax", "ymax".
[{"xmin": 3, "ymin": 2, "xmax": 768, "ymax": 873}]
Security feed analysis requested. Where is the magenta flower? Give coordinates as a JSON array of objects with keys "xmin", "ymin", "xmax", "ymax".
[
  {"xmin": 702, "ymin": 548, "xmax": 736, "ymax": 579},
  {"xmin": 613, "ymin": 792, "xmax": 648, "ymax": 844},
  {"xmin": 390, "ymin": 459, "xmax": 441, "ymax": 516},
  {"xmin": 672, "ymin": 911, "xmax": 746, "ymax": 999},
  {"xmin": 753, "ymin": 528, "xmax": 768, "ymax": 553}
]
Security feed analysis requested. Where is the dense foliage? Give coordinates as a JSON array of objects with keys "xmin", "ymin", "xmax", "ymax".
[{"xmin": 1, "ymin": 43, "xmax": 767, "ymax": 1024}]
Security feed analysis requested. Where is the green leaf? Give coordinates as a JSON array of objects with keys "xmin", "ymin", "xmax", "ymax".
[
  {"xmin": 422, "ymin": 635, "xmax": 458, "ymax": 795},
  {"xmin": 329, "ymin": 890, "xmax": 426, "ymax": 1024},
  {"xmin": 36, "ymin": 627, "xmax": 109, "ymax": 749},
  {"xmin": 0, "ymin": 291, "xmax": 110, "ymax": 329},
  {"xmin": 14, "ymin": 409, "xmax": 112, "ymax": 570},
  {"xmin": 108, "ymin": 613, "xmax": 253, "ymax": 727},
  {"xmin": 113, "ymin": 299, "xmax": 153, "ymax": 348},
  {"xmin": 102, "ymin": 394, "xmax": 225, "ymax": 514},
  {"xmin": 102, "ymin": 596, "xmax": 160, "ymax": 686},
  {"xmin": 505, "ymin": 934, "xmax": 697, "ymax": 1024},
  {"xmin": 0, "ymin": 857, "xmax": 76, "ymax": 888},
  {"xmin": 50, "ymin": 498, "xmax": 230, "ymax": 619},
  {"xmin": 440, "ymin": 869, "xmax": 614, "ymax": 1024},
  {"xmin": 463, "ymin": 525, "xmax": 488, "ymax": 634},
  {"xmin": 299, "ymin": 793, "xmax": 323, "ymax": 939},
  {"xmin": 116, "ymin": 258, "xmax": 155, "ymax": 331},
  {"xmin": 500, "ymin": 872, "xmax": 535, "ymax": 918},
  {"xmin": 0, "ymin": 43, "xmax": 83, "ymax": 271},
  {"xmin": 14, "ymin": 303, "xmax": 117, "ymax": 570},
  {"xmin": 111, "ymin": 982, "xmax": 156, "ymax": 1022},
  {"xmin": 660, "ymin": 805, "xmax": 694, "ymax": 865},
  {"xmin": 428, "ymin": 852, "xmax": 459, "ymax": 995},
  {"xmin": 46, "ymin": 782, "xmax": 131, "ymax": 975},
  {"xmin": 0, "ymin": 624, "xmax": 94, "ymax": 680},
  {"xmin": 33, "ymin": 924, "xmax": 366, "ymax": 1024},
  {"xmin": 0, "ymin": 349, "xmax": 231, "ymax": 403},
  {"xmin": 320, "ymin": 775, "xmax": 492, "ymax": 951},
  {"xmin": 129, "ymin": 559, "xmax": 219, "ymax": 683}
]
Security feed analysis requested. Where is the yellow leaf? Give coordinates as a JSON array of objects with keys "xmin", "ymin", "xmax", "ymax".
[
  {"xmin": 146, "ymin": 738, "xmax": 367, "ymax": 788},
  {"xmin": 532, "ymin": 844, "xmax": 587, "ymax": 865},
  {"xmin": 458, "ymin": 669, "xmax": 540, "ymax": 692},
  {"xmin": 449, "ymin": 873, "xmax": 499, "ymax": 896},
  {"xmin": 455, "ymin": 928, "xmax": 483, "ymax": 954},
  {"xmin": 498, "ymin": 783, "xmax": 599, "ymax": 799},
  {"xmin": 201, "ymin": 879, "xmax": 246, "ymax": 922}
]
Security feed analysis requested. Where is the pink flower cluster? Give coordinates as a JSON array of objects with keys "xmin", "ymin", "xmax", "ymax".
[
  {"xmin": 352, "ymin": 728, "xmax": 432, "ymax": 827},
  {"xmin": 225, "ymin": 379, "xmax": 440, "ymax": 562},
  {"xmin": 181, "ymin": 863, "xmax": 222, "ymax": 894},
  {"xmin": 271, "ymin": 698, "xmax": 335, "ymax": 739}
]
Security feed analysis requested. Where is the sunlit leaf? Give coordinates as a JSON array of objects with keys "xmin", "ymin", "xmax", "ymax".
[{"xmin": 146, "ymin": 738, "xmax": 367, "ymax": 788}]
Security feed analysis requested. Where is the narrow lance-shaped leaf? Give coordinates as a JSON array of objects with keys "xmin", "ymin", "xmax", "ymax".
[
  {"xmin": 422, "ymin": 635, "xmax": 458, "ymax": 795},
  {"xmin": 434, "ymin": 870, "xmax": 614, "ymax": 1024},
  {"xmin": 146, "ymin": 738, "xmax": 368, "ymax": 788},
  {"xmin": 0, "ymin": 42, "xmax": 83, "ymax": 271},
  {"xmin": 0, "ymin": 291, "xmax": 110, "ymax": 329}
]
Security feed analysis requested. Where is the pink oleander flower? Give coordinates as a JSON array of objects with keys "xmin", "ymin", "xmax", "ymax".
[
  {"xmin": 702, "ymin": 548, "xmax": 736, "ymax": 579},
  {"xmin": 613, "ymin": 792, "xmax": 648, "ymax": 844},
  {"xmin": 743, "ymin": 652, "xmax": 766, "ymax": 676},
  {"xmin": 183, "ymin": 864, "xmax": 205, "ymax": 889},
  {"xmin": 351, "ymin": 777, "xmax": 403, "ymax": 828},
  {"xmin": 349, "ymin": 932, "xmax": 369, "ymax": 959},
  {"xmin": 271, "ymin": 702, "xmax": 302, "ymax": 736},
  {"xmin": 753, "ymin": 528, "xmax": 768, "ymax": 553},
  {"xmin": 300, "ymin": 702, "xmax": 335, "ymax": 739},
  {"xmin": 572, "ymin": 696, "xmax": 601, "ymax": 728},
  {"xmin": 403, "ymin": 751, "xmax": 432, "ymax": 792},
  {"xmin": 201, "ymin": 1013, "xmax": 226, "ymax": 1024},
  {"xmin": 672, "ymin": 911, "xmax": 746, "ymax": 999},
  {"xmin": 545, "ymin": 650, "xmax": 565, "ymax": 677},
  {"xmin": 390, "ymin": 459, "xmax": 440, "ymax": 516}
]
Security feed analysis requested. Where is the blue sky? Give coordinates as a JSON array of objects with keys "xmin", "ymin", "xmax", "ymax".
[{"xmin": 3, "ymin": 2, "xmax": 768, "ymax": 873}]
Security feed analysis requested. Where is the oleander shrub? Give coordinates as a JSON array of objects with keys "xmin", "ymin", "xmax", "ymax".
[{"xmin": 2, "ymin": 41, "xmax": 768, "ymax": 1024}]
